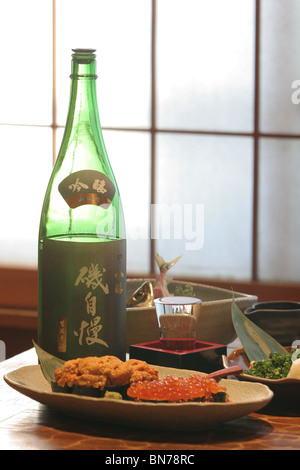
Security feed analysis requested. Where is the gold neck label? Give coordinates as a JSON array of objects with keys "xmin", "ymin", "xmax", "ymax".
[{"xmin": 59, "ymin": 170, "xmax": 115, "ymax": 209}]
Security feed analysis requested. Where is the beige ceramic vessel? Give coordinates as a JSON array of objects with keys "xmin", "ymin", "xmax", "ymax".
[
  {"xmin": 126, "ymin": 279, "xmax": 257, "ymax": 350},
  {"xmin": 4, "ymin": 364, "xmax": 273, "ymax": 431}
]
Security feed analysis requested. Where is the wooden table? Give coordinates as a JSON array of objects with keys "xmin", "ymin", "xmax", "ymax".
[{"xmin": 1, "ymin": 349, "xmax": 299, "ymax": 451}]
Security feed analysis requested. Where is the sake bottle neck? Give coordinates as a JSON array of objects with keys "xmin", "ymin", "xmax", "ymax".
[
  {"xmin": 66, "ymin": 49, "xmax": 100, "ymax": 129},
  {"xmin": 71, "ymin": 48, "xmax": 97, "ymax": 78}
]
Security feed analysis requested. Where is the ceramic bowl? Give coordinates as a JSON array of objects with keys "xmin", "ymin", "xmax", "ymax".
[
  {"xmin": 223, "ymin": 347, "xmax": 300, "ymax": 413},
  {"xmin": 126, "ymin": 279, "xmax": 257, "ymax": 351},
  {"xmin": 244, "ymin": 301, "xmax": 300, "ymax": 347}
]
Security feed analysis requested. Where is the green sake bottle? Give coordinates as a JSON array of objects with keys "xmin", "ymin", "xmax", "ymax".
[{"xmin": 38, "ymin": 49, "xmax": 126, "ymax": 361}]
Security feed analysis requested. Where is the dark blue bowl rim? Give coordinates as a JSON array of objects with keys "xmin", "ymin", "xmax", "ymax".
[{"xmin": 245, "ymin": 301, "xmax": 300, "ymax": 314}]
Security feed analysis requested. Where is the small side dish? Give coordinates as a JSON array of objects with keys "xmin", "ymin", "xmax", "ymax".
[{"xmin": 245, "ymin": 350, "xmax": 300, "ymax": 380}]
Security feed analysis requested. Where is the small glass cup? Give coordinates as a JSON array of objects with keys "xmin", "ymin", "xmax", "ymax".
[{"xmin": 154, "ymin": 296, "xmax": 202, "ymax": 351}]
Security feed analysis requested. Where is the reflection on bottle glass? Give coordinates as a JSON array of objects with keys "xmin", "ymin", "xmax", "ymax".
[{"xmin": 38, "ymin": 49, "xmax": 126, "ymax": 360}]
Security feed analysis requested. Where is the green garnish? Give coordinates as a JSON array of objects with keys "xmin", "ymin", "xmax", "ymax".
[
  {"xmin": 104, "ymin": 391, "xmax": 123, "ymax": 400},
  {"xmin": 174, "ymin": 284, "xmax": 195, "ymax": 297},
  {"xmin": 245, "ymin": 350, "xmax": 296, "ymax": 380},
  {"xmin": 231, "ymin": 296, "xmax": 288, "ymax": 362}
]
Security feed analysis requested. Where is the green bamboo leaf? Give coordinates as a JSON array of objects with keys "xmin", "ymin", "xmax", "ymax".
[
  {"xmin": 33, "ymin": 340, "xmax": 65, "ymax": 384},
  {"xmin": 231, "ymin": 296, "xmax": 288, "ymax": 362}
]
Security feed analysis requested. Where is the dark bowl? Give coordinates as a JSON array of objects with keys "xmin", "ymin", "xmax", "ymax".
[{"xmin": 244, "ymin": 301, "xmax": 300, "ymax": 348}]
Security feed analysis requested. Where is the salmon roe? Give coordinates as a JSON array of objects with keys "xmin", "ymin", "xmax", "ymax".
[{"xmin": 127, "ymin": 374, "xmax": 227, "ymax": 403}]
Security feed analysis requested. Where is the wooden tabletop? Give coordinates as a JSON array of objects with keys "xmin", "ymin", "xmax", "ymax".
[{"xmin": 1, "ymin": 348, "xmax": 300, "ymax": 451}]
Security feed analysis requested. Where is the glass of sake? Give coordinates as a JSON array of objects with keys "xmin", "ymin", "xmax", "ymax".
[{"xmin": 154, "ymin": 296, "xmax": 202, "ymax": 351}]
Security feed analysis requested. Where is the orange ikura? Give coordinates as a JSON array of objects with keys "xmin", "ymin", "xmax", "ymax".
[{"xmin": 127, "ymin": 374, "xmax": 228, "ymax": 403}]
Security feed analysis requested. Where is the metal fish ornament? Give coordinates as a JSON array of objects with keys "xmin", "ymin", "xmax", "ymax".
[
  {"xmin": 126, "ymin": 281, "xmax": 154, "ymax": 308},
  {"xmin": 153, "ymin": 253, "xmax": 182, "ymax": 298}
]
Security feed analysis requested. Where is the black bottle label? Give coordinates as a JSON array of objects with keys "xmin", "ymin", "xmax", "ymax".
[
  {"xmin": 58, "ymin": 170, "xmax": 116, "ymax": 209},
  {"xmin": 39, "ymin": 237, "xmax": 126, "ymax": 361}
]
